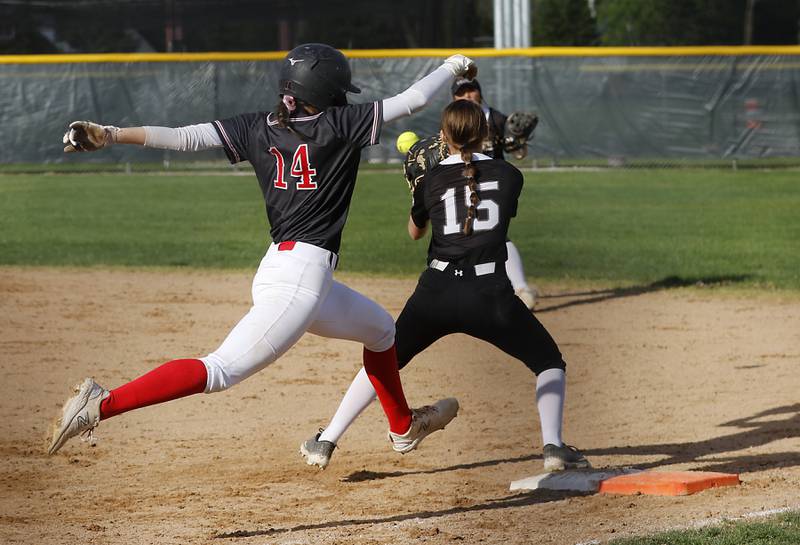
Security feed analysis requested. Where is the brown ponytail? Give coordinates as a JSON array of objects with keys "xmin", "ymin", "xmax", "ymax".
[
  {"xmin": 275, "ymin": 100, "xmax": 292, "ymax": 129},
  {"xmin": 441, "ymin": 100, "xmax": 489, "ymax": 235},
  {"xmin": 273, "ymin": 99, "xmax": 313, "ymax": 142},
  {"xmin": 461, "ymin": 149, "xmax": 479, "ymax": 235}
]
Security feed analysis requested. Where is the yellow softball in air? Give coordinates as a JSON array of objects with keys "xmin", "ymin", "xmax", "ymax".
[{"xmin": 396, "ymin": 131, "xmax": 420, "ymax": 154}]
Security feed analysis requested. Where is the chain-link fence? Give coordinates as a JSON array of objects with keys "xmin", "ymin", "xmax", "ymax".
[{"xmin": 2, "ymin": 48, "xmax": 799, "ymax": 171}]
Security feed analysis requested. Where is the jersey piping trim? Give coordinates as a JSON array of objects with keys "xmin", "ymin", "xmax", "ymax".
[
  {"xmin": 440, "ymin": 152, "xmax": 493, "ymax": 164},
  {"xmin": 266, "ymin": 112, "xmax": 325, "ymax": 126},
  {"xmin": 213, "ymin": 120, "xmax": 240, "ymax": 163},
  {"xmin": 370, "ymin": 101, "xmax": 380, "ymax": 146}
]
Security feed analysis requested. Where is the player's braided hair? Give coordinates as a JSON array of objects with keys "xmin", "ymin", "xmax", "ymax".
[
  {"xmin": 461, "ymin": 150, "xmax": 479, "ymax": 235},
  {"xmin": 274, "ymin": 96, "xmax": 313, "ymax": 142},
  {"xmin": 440, "ymin": 100, "xmax": 489, "ymax": 236}
]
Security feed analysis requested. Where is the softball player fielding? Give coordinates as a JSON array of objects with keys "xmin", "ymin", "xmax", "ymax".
[
  {"xmin": 403, "ymin": 77, "xmax": 539, "ymax": 309},
  {"xmin": 301, "ymin": 100, "xmax": 589, "ymax": 472},
  {"xmin": 49, "ymin": 44, "xmax": 477, "ymax": 458}
]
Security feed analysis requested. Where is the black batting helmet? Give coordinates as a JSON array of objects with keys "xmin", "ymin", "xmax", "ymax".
[{"xmin": 278, "ymin": 43, "xmax": 361, "ymax": 110}]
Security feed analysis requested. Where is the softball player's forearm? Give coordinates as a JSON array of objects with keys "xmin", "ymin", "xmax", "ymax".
[
  {"xmin": 382, "ymin": 55, "xmax": 475, "ymax": 123},
  {"xmin": 408, "ymin": 216, "xmax": 428, "ymax": 240},
  {"xmin": 112, "ymin": 127, "xmax": 146, "ymax": 145},
  {"xmin": 110, "ymin": 124, "xmax": 224, "ymax": 151},
  {"xmin": 142, "ymin": 124, "xmax": 223, "ymax": 151},
  {"xmin": 382, "ymin": 66, "xmax": 452, "ymax": 122}
]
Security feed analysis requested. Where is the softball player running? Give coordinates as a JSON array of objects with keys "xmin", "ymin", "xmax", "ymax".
[
  {"xmin": 403, "ymin": 78, "xmax": 539, "ymax": 309},
  {"xmin": 48, "ymin": 43, "xmax": 474, "ymax": 457},
  {"xmin": 300, "ymin": 100, "xmax": 589, "ymax": 472}
]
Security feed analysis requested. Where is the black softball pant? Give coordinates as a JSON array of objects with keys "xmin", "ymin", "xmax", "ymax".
[{"xmin": 395, "ymin": 267, "xmax": 566, "ymax": 375}]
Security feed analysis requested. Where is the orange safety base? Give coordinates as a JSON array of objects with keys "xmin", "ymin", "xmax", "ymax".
[{"xmin": 598, "ymin": 471, "xmax": 740, "ymax": 496}]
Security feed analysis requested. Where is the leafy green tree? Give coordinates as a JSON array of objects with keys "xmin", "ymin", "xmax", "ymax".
[
  {"xmin": 597, "ymin": 0, "xmax": 748, "ymax": 45},
  {"xmin": 532, "ymin": 0, "xmax": 598, "ymax": 45}
]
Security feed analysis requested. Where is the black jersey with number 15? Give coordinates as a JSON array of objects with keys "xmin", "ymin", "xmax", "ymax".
[
  {"xmin": 410, "ymin": 155, "xmax": 523, "ymax": 266},
  {"xmin": 212, "ymin": 102, "xmax": 382, "ymax": 255}
]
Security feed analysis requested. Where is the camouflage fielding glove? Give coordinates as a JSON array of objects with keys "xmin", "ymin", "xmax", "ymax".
[
  {"xmin": 63, "ymin": 121, "xmax": 120, "ymax": 153},
  {"xmin": 403, "ymin": 134, "xmax": 448, "ymax": 193}
]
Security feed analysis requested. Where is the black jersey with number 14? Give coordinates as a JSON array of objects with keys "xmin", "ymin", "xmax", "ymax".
[
  {"xmin": 410, "ymin": 154, "xmax": 523, "ymax": 265},
  {"xmin": 212, "ymin": 102, "xmax": 382, "ymax": 254}
]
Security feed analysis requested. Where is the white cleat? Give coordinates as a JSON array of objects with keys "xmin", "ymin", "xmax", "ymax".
[
  {"xmin": 388, "ymin": 398, "xmax": 459, "ymax": 454},
  {"xmin": 48, "ymin": 378, "xmax": 109, "ymax": 455},
  {"xmin": 515, "ymin": 285, "xmax": 538, "ymax": 310}
]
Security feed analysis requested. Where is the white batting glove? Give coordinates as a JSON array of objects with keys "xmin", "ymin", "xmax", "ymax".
[
  {"xmin": 443, "ymin": 54, "xmax": 477, "ymax": 79},
  {"xmin": 63, "ymin": 121, "xmax": 120, "ymax": 153}
]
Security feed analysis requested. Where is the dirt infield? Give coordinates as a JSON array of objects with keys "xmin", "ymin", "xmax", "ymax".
[{"xmin": 2, "ymin": 267, "xmax": 799, "ymax": 545}]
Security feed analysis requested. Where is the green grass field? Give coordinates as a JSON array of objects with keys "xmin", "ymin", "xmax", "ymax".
[
  {"xmin": 610, "ymin": 510, "xmax": 800, "ymax": 545},
  {"xmin": 0, "ymin": 168, "xmax": 798, "ymax": 288}
]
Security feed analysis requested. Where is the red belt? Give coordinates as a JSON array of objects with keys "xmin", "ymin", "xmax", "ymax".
[{"xmin": 278, "ymin": 241, "xmax": 297, "ymax": 251}]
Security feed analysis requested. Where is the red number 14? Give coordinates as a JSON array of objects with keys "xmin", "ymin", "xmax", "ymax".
[{"xmin": 269, "ymin": 144, "xmax": 317, "ymax": 190}]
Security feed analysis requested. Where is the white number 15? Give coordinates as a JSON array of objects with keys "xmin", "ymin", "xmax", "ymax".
[{"xmin": 440, "ymin": 181, "xmax": 500, "ymax": 235}]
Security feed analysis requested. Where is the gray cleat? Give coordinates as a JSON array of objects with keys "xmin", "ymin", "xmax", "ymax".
[
  {"xmin": 543, "ymin": 443, "xmax": 591, "ymax": 472},
  {"xmin": 48, "ymin": 378, "xmax": 109, "ymax": 455},
  {"xmin": 300, "ymin": 430, "xmax": 336, "ymax": 469},
  {"xmin": 387, "ymin": 398, "xmax": 459, "ymax": 454}
]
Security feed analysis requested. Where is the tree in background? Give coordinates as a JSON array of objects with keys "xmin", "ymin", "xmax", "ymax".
[
  {"xmin": 0, "ymin": 0, "xmax": 492, "ymax": 54},
  {"xmin": 596, "ymin": 0, "xmax": 798, "ymax": 45},
  {"xmin": 532, "ymin": 0, "xmax": 598, "ymax": 45},
  {"xmin": 750, "ymin": 0, "xmax": 800, "ymax": 44},
  {"xmin": 1, "ymin": 0, "xmax": 797, "ymax": 53}
]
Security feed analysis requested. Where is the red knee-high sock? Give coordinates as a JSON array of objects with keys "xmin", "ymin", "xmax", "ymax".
[
  {"xmin": 99, "ymin": 358, "xmax": 208, "ymax": 420},
  {"xmin": 363, "ymin": 345, "xmax": 412, "ymax": 434}
]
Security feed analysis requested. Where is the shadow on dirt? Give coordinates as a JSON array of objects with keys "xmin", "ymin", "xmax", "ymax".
[
  {"xmin": 584, "ymin": 403, "xmax": 800, "ymax": 473},
  {"xmin": 341, "ymin": 453, "xmax": 540, "ymax": 483},
  {"xmin": 214, "ymin": 489, "xmax": 589, "ymax": 539},
  {"xmin": 536, "ymin": 274, "xmax": 752, "ymax": 314},
  {"xmin": 322, "ymin": 404, "xmax": 800, "ymax": 488},
  {"xmin": 214, "ymin": 407, "xmax": 798, "ymax": 539}
]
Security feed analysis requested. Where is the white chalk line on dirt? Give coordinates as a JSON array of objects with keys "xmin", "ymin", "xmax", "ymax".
[{"xmin": 575, "ymin": 504, "xmax": 800, "ymax": 545}]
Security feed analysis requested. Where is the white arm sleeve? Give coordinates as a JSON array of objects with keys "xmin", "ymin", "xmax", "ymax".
[
  {"xmin": 381, "ymin": 65, "xmax": 454, "ymax": 124},
  {"xmin": 143, "ymin": 123, "xmax": 223, "ymax": 151}
]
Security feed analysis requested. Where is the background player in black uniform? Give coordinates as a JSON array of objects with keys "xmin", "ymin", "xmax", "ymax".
[
  {"xmin": 301, "ymin": 100, "xmax": 589, "ymax": 472},
  {"xmin": 404, "ymin": 78, "xmax": 540, "ymax": 309},
  {"xmin": 49, "ymin": 43, "xmax": 475, "ymax": 457},
  {"xmin": 451, "ymin": 77, "xmax": 508, "ymax": 159}
]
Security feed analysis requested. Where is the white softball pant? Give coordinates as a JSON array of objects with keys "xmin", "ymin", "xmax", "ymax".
[{"xmin": 201, "ymin": 241, "xmax": 395, "ymax": 393}]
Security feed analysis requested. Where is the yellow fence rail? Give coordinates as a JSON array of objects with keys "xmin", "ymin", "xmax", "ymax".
[{"xmin": 2, "ymin": 45, "xmax": 800, "ymax": 64}]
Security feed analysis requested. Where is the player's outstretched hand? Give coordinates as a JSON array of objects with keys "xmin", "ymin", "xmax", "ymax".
[
  {"xmin": 63, "ymin": 121, "xmax": 119, "ymax": 153},
  {"xmin": 443, "ymin": 54, "xmax": 477, "ymax": 79}
]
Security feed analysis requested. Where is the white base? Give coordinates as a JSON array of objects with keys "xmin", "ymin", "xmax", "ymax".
[{"xmin": 510, "ymin": 468, "xmax": 641, "ymax": 493}]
